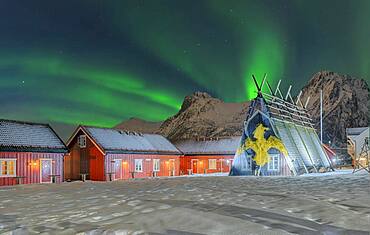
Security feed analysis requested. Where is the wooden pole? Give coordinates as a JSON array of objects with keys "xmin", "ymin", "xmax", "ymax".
[{"xmin": 320, "ymin": 89, "xmax": 323, "ymax": 143}]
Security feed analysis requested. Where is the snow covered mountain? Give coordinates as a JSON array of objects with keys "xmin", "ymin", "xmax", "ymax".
[
  {"xmin": 158, "ymin": 92, "xmax": 249, "ymax": 141},
  {"xmin": 115, "ymin": 117, "xmax": 162, "ymax": 134},
  {"xmin": 300, "ymin": 71, "xmax": 369, "ymax": 147},
  {"xmin": 116, "ymin": 71, "xmax": 369, "ymax": 147}
]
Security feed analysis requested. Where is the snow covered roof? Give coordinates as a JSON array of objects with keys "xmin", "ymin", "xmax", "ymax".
[
  {"xmin": 78, "ymin": 126, "xmax": 181, "ymax": 155},
  {"xmin": 346, "ymin": 127, "xmax": 369, "ymax": 136},
  {"xmin": 175, "ymin": 137, "xmax": 240, "ymax": 155},
  {"xmin": 0, "ymin": 119, "xmax": 67, "ymax": 152}
]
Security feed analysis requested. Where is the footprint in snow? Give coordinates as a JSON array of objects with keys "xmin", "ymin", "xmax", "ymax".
[
  {"xmin": 127, "ymin": 200, "xmax": 141, "ymax": 206},
  {"xmin": 141, "ymin": 208, "xmax": 155, "ymax": 213},
  {"xmin": 157, "ymin": 204, "xmax": 171, "ymax": 210},
  {"xmin": 284, "ymin": 208, "xmax": 303, "ymax": 213},
  {"xmin": 111, "ymin": 212, "xmax": 131, "ymax": 217}
]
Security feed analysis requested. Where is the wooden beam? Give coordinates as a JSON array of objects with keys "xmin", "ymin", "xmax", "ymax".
[
  {"xmin": 295, "ymin": 90, "xmax": 304, "ymax": 107},
  {"xmin": 252, "ymin": 75, "xmax": 261, "ymax": 91},
  {"xmin": 285, "ymin": 85, "xmax": 292, "ymax": 101},
  {"xmin": 266, "ymin": 80, "xmax": 274, "ymax": 95},
  {"xmin": 304, "ymin": 96, "xmax": 311, "ymax": 109},
  {"xmin": 274, "ymin": 80, "xmax": 281, "ymax": 96},
  {"xmin": 259, "ymin": 73, "xmax": 267, "ymax": 92}
]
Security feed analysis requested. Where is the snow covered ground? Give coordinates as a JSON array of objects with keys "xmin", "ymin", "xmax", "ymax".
[{"xmin": 0, "ymin": 171, "xmax": 369, "ymax": 234}]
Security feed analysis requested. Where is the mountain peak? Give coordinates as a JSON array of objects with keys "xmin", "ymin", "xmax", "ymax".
[
  {"xmin": 189, "ymin": 91, "xmax": 213, "ymax": 99},
  {"xmin": 115, "ymin": 117, "xmax": 162, "ymax": 134},
  {"xmin": 300, "ymin": 71, "xmax": 368, "ymax": 146},
  {"xmin": 178, "ymin": 91, "xmax": 220, "ymax": 114}
]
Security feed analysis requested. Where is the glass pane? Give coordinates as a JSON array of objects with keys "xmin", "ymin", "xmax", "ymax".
[
  {"xmin": 8, "ymin": 161, "xmax": 14, "ymax": 175},
  {"xmin": 1, "ymin": 161, "xmax": 6, "ymax": 174}
]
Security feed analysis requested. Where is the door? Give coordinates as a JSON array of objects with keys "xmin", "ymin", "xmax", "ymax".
[
  {"xmin": 192, "ymin": 160, "xmax": 198, "ymax": 174},
  {"xmin": 40, "ymin": 159, "xmax": 52, "ymax": 183},
  {"xmin": 114, "ymin": 159, "xmax": 122, "ymax": 180},
  {"xmin": 168, "ymin": 159, "xmax": 175, "ymax": 176}
]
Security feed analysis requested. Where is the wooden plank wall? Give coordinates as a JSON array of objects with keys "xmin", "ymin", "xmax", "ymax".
[
  {"xmin": 0, "ymin": 152, "xmax": 64, "ymax": 186},
  {"xmin": 105, "ymin": 154, "xmax": 181, "ymax": 180},
  {"xmin": 179, "ymin": 155, "xmax": 234, "ymax": 175}
]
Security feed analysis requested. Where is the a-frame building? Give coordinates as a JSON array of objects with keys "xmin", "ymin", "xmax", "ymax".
[{"xmin": 230, "ymin": 75, "xmax": 333, "ymax": 176}]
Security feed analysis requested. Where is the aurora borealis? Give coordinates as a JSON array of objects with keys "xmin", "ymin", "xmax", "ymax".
[{"xmin": 1, "ymin": 1, "xmax": 370, "ymax": 139}]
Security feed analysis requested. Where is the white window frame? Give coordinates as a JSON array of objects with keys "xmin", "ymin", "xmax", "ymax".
[
  {"xmin": 241, "ymin": 155, "xmax": 252, "ymax": 170},
  {"xmin": 78, "ymin": 135, "xmax": 86, "ymax": 148},
  {"xmin": 268, "ymin": 154, "xmax": 279, "ymax": 171},
  {"xmin": 153, "ymin": 159, "xmax": 160, "ymax": 172},
  {"xmin": 0, "ymin": 159, "xmax": 17, "ymax": 177},
  {"xmin": 208, "ymin": 159, "xmax": 217, "ymax": 170},
  {"xmin": 134, "ymin": 159, "xmax": 143, "ymax": 172}
]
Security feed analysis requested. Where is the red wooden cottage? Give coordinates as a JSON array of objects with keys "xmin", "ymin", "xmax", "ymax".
[
  {"xmin": 0, "ymin": 119, "xmax": 67, "ymax": 186},
  {"xmin": 65, "ymin": 126, "xmax": 182, "ymax": 181},
  {"xmin": 175, "ymin": 137, "xmax": 240, "ymax": 175}
]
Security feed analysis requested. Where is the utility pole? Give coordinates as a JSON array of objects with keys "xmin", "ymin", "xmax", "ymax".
[{"xmin": 320, "ymin": 89, "xmax": 323, "ymax": 143}]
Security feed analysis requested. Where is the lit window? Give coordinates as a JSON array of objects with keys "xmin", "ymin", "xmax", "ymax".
[
  {"xmin": 268, "ymin": 154, "xmax": 279, "ymax": 171},
  {"xmin": 0, "ymin": 159, "xmax": 16, "ymax": 177},
  {"xmin": 135, "ymin": 159, "xmax": 143, "ymax": 172},
  {"xmin": 153, "ymin": 159, "xmax": 160, "ymax": 172},
  {"xmin": 78, "ymin": 135, "xmax": 86, "ymax": 148},
  {"xmin": 208, "ymin": 159, "xmax": 217, "ymax": 169}
]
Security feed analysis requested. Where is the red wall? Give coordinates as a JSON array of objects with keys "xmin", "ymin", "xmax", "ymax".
[
  {"xmin": 0, "ymin": 152, "xmax": 64, "ymax": 186},
  {"xmin": 67, "ymin": 130, "xmax": 181, "ymax": 181},
  {"xmin": 180, "ymin": 155, "xmax": 234, "ymax": 175},
  {"xmin": 105, "ymin": 154, "xmax": 181, "ymax": 180},
  {"xmin": 89, "ymin": 148, "xmax": 105, "ymax": 181},
  {"xmin": 65, "ymin": 130, "xmax": 105, "ymax": 181}
]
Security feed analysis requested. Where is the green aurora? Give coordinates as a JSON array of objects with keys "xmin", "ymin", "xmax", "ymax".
[{"xmin": 0, "ymin": 0, "xmax": 369, "ymax": 138}]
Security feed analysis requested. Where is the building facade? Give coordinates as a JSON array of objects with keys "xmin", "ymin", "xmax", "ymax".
[
  {"xmin": 65, "ymin": 126, "xmax": 182, "ymax": 181},
  {"xmin": 0, "ymin": 119, "xmax": 67, "ymax": 186},
  {"xmin": 347, "ymin": 127, "xmax": 369, "ymax": 170},
  {"xmin": 175, "ymin": 137, "xmax": 239, "ymax": 175}
]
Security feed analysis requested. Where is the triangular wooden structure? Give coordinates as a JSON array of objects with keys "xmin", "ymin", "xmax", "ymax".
[{"xmin": 230, "ymin": 75, "xmax": 333, "ymax": 176}]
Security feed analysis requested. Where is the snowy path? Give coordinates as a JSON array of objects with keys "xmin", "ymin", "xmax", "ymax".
[{"xmin": 0, "ymin": 172, "xmax": 369, "ymax": 234}]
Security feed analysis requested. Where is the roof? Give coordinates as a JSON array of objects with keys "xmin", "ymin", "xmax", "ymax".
[
  {"xmin": 70, "ymin": 126, "xmax": 182, "ymax": 155},
  {"xmin": 322, "ymin": 144, "xmax": 336, "ymax": 156},
  {"xmin": 346, "ymin": 127, "xmax": 369, "ymax": 136},
  {"xmin": 0, "ymin": 119, "xmax": 67, "ymax": 153},
  {"xmin": 175, "ymin": 137, "xmax": 240, "ymax": 155}
]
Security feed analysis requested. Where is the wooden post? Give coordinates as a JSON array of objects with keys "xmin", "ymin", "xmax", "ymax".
[{"xmin": 320, "ymin": 89, "xmax": 323, "ymax": 143}]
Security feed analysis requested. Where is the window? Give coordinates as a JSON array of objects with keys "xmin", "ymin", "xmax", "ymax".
[
  {"xmin": 268, "ymin": 154, "xmax": 279, "ymax": 171},
  {"xmin": 241, "ymin": 155, "xmax": 252, "ymax": 170},
  {"xmin": 153, "ymin": 159, "xmax": 160, "ymax": 172},
  {"xmin": 208, "ymin": 159, "xmax": 217, "ymax": 170},
  {"xmin": 135, "ymin": 159, "xmax": 143, "ymax": 172},
  {"xmin": 78, "ymin": 135, "xmax": 86, "ymax": 148},
  {"xmin": 0, "ymin": 159, "xmax": 16, "ymax": 177},
  {"xmin": 246, "ymin": 155, "xmax": 252, "ymax": 170}
]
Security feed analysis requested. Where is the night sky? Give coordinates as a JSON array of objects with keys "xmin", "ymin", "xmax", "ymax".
[{"xmin": 1, "ymin": 1, "xmax": 369, "ymax": 139}]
